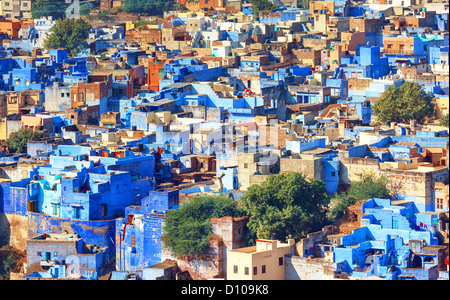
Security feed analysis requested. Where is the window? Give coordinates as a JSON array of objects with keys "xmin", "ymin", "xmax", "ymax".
[
  {"xmin": 244, "ymin": 267, "xmax": 249, "ymax": 275},
  {"xmin": 262, "ymin": 265, "xmax": 266, "ymax": 274},
  {"xmin": 73, "ymin": 207, "xmax": 80, "ymax": 219},
  {"xmin": 279, "ymin": 257, "xmax": 283, "ymax": 266},
  {"xmin": 436, "ymin": 198, "xmax": 443, "ymax": 210},
  {"xmin": 28, "ymin": 201, "xmax": 37, "ymax": 212},
  {"xmin": 256, "ymin": 165, "xmax": 262, "ymax": 175},
  {"xmin": 253, "ymin": 267, "xmax": 257, "ymax": 275},
  {"xmin": 244, "ymin": 163, "xmax": 248, "ymax": 169},
  {"xmin": 42, "ymin": 252, "xmax": 51, "ymax": 261},
  {"xmin": 52, "ymin": 204, "xmax": 58, "ymax": 216},
  {"xmin": 233, "ymin": 265, "xmax": 238, "ymax": 274},
  {"xmin": 392, "ymin": 219, "xmax": 398, "ymax": 229},
  {"xmin": 101, "ymin": 204, "xmax": 107, "ymax": 217},
  {"xmin": 331, "ymin": 171, "xmax": 336, "ymax": 177}
]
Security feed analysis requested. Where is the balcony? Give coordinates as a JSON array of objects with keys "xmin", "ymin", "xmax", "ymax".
[
  {"xmin": 383, "ymin": 48, "xmax": 416, "ymax": 56},
  {"xmin": 40, "ymin": 260, "xmax": 56, "ymax": 267},
  {"xmin": 228, "ymin": 108, "xmax": 254, "ymax": 115}
]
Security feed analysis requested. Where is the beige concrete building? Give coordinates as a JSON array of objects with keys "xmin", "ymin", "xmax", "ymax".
[
  {"xmin": 280, "ymin": 153, "xmax": 324, "ymax": 181},
  {"xmin": 434, "ymin": 97, "xmax": 449, "ymax": 120},
  {"xmin": 1, "ymin": 0, "xmax": 33, "ymax": 20},
  {"xmin": 237, "ymin": 150, "xmax": 280, "ymax": 191},
  {"xmin": 227, "ymin": 239, "xmax": 295, "ymax": 280}
]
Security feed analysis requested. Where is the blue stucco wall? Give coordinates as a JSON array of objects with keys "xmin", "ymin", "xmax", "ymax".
[
  {"xmin": 0, "ymin": 179, "xmax": 31, "ymax": 216},
  {"xmin": 28, "ymin": 212, "xmax": 116, "ymax": 260}
]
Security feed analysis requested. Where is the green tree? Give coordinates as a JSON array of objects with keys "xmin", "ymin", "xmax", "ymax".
[
  {"xmin": 240, "ymin": 172, "xmax": 330, "ymax": 244},
  {"xmin": 299, "ymin": 0, "xmax": 310, "ymax": 8},
  {"xmin": 43, "ymin": 18, "xmax": 91, "ymax": 57},
  {"xmin": 372, "ymin": 82, "xmax": 435, "ymax": 125},
  {"xmin": 248, "ymin": 0, "xmax": 275, "ymax": 18},
  {"xmin": 6, "ymin": 129, "xmax": 44, "ymax": 154},
  {"xmin": 327, "ymin": 174, "xmax": 390, "ymax": 222},
  {"xmin": 119, "ymin": 0, "xmax": 171, "ymax": 15},
  {"xmin": 80, "ymin": 4, "xmax": 91, "ymax": 16},
  {"xmin": 31, "ymin": 0, "xmax": 68, "ymax": 20},
  {"xmin": 439, "ymin": 114, "xmax": 449, "ymax": 127},
  {"xmin": 0, "ymin": 245, "xmax": 25, "ymax": 280},
  {"xmin": 161, "ymin": 195, "xmax": 245, "ymax": 257}
]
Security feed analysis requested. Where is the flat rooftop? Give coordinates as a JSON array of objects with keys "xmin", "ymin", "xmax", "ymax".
[{"xmin": 29, "ymin": 233, "xmax": 80, "ymax": 242}]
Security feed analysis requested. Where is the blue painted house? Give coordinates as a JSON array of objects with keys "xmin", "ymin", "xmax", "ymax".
[
  {"xmin": 25, "ymin": 232, "xmax": 110, "ymax": 280},
  {"xmin": 337, "ymin": 46, "xmax": 389, "ymax": 80},
  {"xmin": 114, "ymin": 189, "xmax": 179, "ymax": 274},
  {"xmin": 332, "ymin": 198, "xmax": 444, "ymax": 280},
  {"xmin": 2, "ymin": 144, "xmax": 156, "ymax": 221}
]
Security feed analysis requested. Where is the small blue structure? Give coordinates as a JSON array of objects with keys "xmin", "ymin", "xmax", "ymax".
[
  {"xmin": 115, "ymin": 189, "xmax": 179, "ymax": 273},
  {"xmin": 331, "ymin": 198, "xmax": 445, "ymax": 280},
  {"xmin": 25, "ymin": 232, "xmax": 110, "ymax": 280}
]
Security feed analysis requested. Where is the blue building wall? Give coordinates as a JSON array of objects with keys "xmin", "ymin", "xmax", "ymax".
[
  {"xmin": 143, "ymin": 213, "xmax": 165, "ymax": 269},
  {"xmin": 49, "ymin": 48, "xmax": 69, "ymax": 64},
  {"xmin": 0, "ymin": 179, "xmax": 31, "ymax": 216},
  {"xmin": 11, "ymin": 67, "xmax": 48, "ymax": 92},
  {"xmin": 338, "ymin": 46, "xmax": 389, "ymax": 80},
  {"xmin": 28, "ymin": 212, "xmax": 116, "ymax": 259},
  {"xmin": 333, "ymin": 198, "xmax": 439, "ymax": 278},
  {"xmin": 141, "ymin": 189, "xmax": 179, "ymax": 212},
  {"xmin": 323, "ymin": 157, "xmax": 340, "ymax": 194},
  {"xmin": 116, "ymin": 190, "xmax": 179, "ymax": 272},
  {"xmin": 286, "ymin": 138, "xmax": 327, "ymax": 153}
]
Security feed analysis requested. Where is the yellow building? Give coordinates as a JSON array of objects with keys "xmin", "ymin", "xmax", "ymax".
[
  {"xmin": 0, "ymin": 120, "xmax": 7, "ymax": 141},
  {"xmin": 227, "ymin": 239, "xmax": 295, "ymax": 280},
  {"xmin": 434, "ymin": 97, "xmax": 449, "ymax": 120},
  {"xmin": 1, "ymin": 0, "xmax": 33, "ymax": 20}
]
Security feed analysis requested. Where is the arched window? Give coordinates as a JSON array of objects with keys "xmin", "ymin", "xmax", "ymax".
[
  {"xmin": 423, "ymin": 155, "xmax": 432, "ymax": 163},
  {"xmin": 423, "ymin": 256, "xmax": 434, "ymax": 264},
  {"xmin": 412, "ymin": 256, "xmax": 422, "ymax": 268}
]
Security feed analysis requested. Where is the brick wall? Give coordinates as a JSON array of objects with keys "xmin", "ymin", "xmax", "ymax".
[
  {"xmin": 126, "ymin": 28, "xmax": 162, "ymax": 45},
  {"xmin": 285, "ymin": 255, "xmax": 337, "ymax": 280},
  {"xmin": 176, "ymin": 216, "xmax": 248, "ymax": 279},
  {"xmin": 280, "ymin": 156, "xmax": 324, "ymax": 180},
  {"xmin": 0, "ymin": 213, "xmax": 28, "ymax": 250}
]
